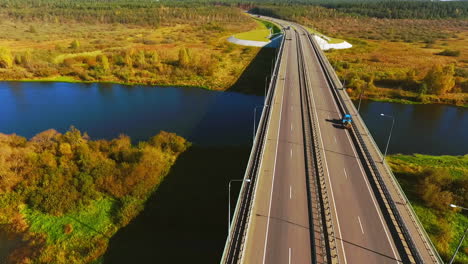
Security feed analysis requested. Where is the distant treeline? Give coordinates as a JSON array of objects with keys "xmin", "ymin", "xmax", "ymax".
[
  {"xmin": 321, "ymin": 1, "xmax": 468, "ymax": 19},
  {"xmin": 2, "ymin": 0, "xmax": 466, "ymax": 22},
  {"xmin": 249, "ymin": 1, "xmax": 468, "ymax": 19},
  {"xmin": 0, "ymin": 0, "xmax": 250, "ymax": 26}
]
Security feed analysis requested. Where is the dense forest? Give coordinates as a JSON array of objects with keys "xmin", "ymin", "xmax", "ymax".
[
  {"xmin": 251, "ymin": 1, "xmax": 468, "ymax": 19},
  {"xmin": 0, "ymin": 0, "xmax": 250, "ymax": 26},
  {"xmin": 0, "ymin": 128, "xmax": 189, "ymax": 263}
]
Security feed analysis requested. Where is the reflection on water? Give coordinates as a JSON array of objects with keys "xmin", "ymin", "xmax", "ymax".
[{"xmin": 356, "ymin": 100, "xmax": 468, "ymax": 155}]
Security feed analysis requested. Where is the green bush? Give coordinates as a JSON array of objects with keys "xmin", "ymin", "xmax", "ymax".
[
  {"xmin": 436, "ymin": 49, "xmax": 461, "ymax": 57},
  {"xmin": 0, "ymin": 46, "xmax": 13, "ymax": 68}
]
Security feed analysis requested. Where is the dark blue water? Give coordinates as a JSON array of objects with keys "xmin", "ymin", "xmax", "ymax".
[
  {"xmin": 0, "ymin": 82, "xmax": 264, "ymax": 146},
  {"xmin": 357, "ymin": 100, "xmax": 468, "ymax": 156}
]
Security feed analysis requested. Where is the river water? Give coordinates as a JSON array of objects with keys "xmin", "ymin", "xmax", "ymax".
[
  {"xmin": 357, "ymin": 100, "xmax": 468, "ymax": 156},
  {"xmin": 0, "ymin": 82, "xmax": 466, "ymax": 263}
]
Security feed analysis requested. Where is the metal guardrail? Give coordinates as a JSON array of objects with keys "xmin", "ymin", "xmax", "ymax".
[
  {"xmin": 305, "ymin": 30, "xmax": 427, "ymax": 264},
  {"xmin": 305, "ymin": 30, "xmax": 443, "ymax": 264},
  {"xmin": 220, "ymin": 28, "xmax": 286, "ymax": 264}
]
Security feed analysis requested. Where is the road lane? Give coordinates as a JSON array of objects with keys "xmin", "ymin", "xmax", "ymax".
[
  {"xmin": 242, "ymin": 26, "xmax": 312, "ymax": 264},
  {"xmin": 263, "ymin": 28, "xmax": 311, "ymax": 264},
  {"xmin": 299, "ymin": 30, "xmax": 402, "ymax": 263}
]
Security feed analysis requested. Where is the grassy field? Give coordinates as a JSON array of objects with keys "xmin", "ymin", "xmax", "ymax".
[
  {"xmin": 305, "ymin": 26, "xmax": 345, "ymax": 44},
  {"xmin": 317, "ymin": 17, "xmax": 468, "ymax": 106},
  {"xmin": 252, "ymin": 5, "xmax": 468, "ymax": 107},
  {"xmin": 0, "ymin": 7, "xmax": 266, "ymax": 91},
  {"xmin": 388, "ymin": 154, "xmax": 468, "ymax": 263},
  {"xmin": 234, "ymin": 18, "xmax": 281, "ymax": 42}
]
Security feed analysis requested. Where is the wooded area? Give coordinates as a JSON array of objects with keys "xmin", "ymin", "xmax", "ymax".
[
  {"xmin": 251, "ymin": 2, "xmax": 468, "ymax": 106},
  {"xmin": 0, "ymin": 128, "xmax": 189, "ymax": 263},
  {"xmin": 0, "ymin": 1, "xmax": 261, "ymax": 90}
]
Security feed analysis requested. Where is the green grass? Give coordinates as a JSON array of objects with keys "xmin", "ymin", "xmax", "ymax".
[
  {"xmin": 388, "ymin": 154, "xmax": 468, "ymax": 262},
  {"xmin": 19, "ymin": 76, "xmax": 78, "ymax": 83},
  {"xmin": 389, "ymin": 154, "xmax": 468, "ymax": 179},
  {"xmin": 328, "ymin": 37, "xmax": 345, "ymax": 44},
  {"xmin": 23, "ymin": 198, "xmax": 118, "ymax": 243},
  {"xmin": 53, "ymin": 51, "xmax": 103, "ymax": 64},
  {"xmin": 257, "ymin": 19, "xmax": 281, "ymax": 35},
  {"xmin": 370, "ymin": 97, "xmax": 424, "ymax": 105},
  {"xmin": 234, "ymin": 29, "xmax": 270, "ymax": 42},
  {"xmin": 305, "ymin": 26, "xmax": 345, "ymax": 44},
  {"xmin": 233, "ymin": 18, "xmax": 281, "ymax": 42}
]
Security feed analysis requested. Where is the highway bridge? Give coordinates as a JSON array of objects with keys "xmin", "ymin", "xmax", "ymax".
[{"xmin": 221, "ymin": 16, "xmax": 443, "ymax": 264}]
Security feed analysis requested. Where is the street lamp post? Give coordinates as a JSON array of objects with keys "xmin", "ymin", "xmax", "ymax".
[
  {"xmin": 357, "ymin": 90, "xmax": 363, "ymax": 112},
  {"xmin": 357, "ymin": 85, "xmax": 367, "ymax": 113},
  {"xmin": 254, "ymin": 105, "xmax": 266, "ymax": 142},
  {"xmin": 448, "ymin": 204, "xmax": 468, "ymax": 264},
  {"xmin": 380, "ymin": 113, "xmax": 395, "ymax": 162},
  {"xmin": 228, "ymin": 179, "xmax": 251, "ymax": 233},
  {"xmin": 450, "ymin": 203, "xmax": 468, "ymax": 211}
]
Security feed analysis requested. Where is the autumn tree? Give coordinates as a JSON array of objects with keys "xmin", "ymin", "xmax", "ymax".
[
  {"xmin": 423, "ymin": 64, "xmax": 455, "ymax": 95},
  {"xmin": 28, "ymin": 25, "xmax": 37, "ymax": 33},
  {"xmin": 178, "ymin": 48, "xmax": 190, "ymax": 67},
  {"xmin": 0, "ymin": 47, "xmax": 13, "ymax": 68},
  {"xmin": 124, "ymin": 49, "xmax": 134, "ymax": 68},
  {"xmin": 135, "ymin": 51, "xmax": 146, "ymax": 68},
  {"xmin": 97, "ymin": 54, "xmax": 110, "ymax": 72},
  {"xmin": 148, "ymin": 51, "xmax": 159, "ymax": 65},
  {"xmin": 70, "ymin": 40, "xmax": 80, "ymax": 49}
]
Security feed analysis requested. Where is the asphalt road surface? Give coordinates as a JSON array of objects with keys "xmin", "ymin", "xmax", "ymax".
[{"xmin": 241, "ymin": 21, "xmax": 404, "ymax": 264}]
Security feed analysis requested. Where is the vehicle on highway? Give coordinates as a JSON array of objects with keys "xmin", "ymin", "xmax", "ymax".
[{"xmin": 341, "ymin": 114, "xmax": 352, "ymax": 129}]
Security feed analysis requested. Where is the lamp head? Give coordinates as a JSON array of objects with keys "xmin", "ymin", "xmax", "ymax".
[{"xmin": 450, "ymin": 204, "xmax": 457, "ymax": 208}]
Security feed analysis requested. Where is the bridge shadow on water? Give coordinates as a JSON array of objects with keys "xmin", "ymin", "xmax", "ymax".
[
  {"xmin": 103, "ymin": 146, "xmax": 251, "ymax": 263},
  {"xmin": 227, "ymin": 47, "xmax": 277, "ymax": 96}
]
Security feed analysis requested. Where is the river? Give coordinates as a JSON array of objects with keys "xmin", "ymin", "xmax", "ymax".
[
  {"xmin": 0, "ymin": 82, "xmax": 466, "ymax": 263},
  {"xmin": 357, "ymin": 100, "xmax": 468, "ymax": 156}
]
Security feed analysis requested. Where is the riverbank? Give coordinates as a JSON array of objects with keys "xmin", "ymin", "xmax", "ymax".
[
  {"xmin": 348, "ymin": 87, "xmax": 468, "ymax": 108},
  {"xmin": 388, "ymin": 154, "xmax": 468, "ymax": 263},
  {"xmin": 5, "ymin": 76, "xmax": 212, "ymax": 90}
]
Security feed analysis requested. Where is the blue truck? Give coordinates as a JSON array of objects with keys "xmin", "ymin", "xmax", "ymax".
[{"xmin": 342, "ymin": 114, "xmax": 352, "ymax": 129}]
